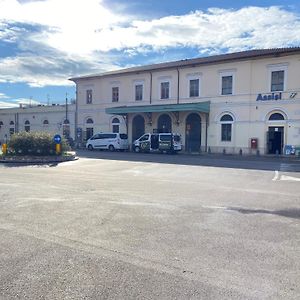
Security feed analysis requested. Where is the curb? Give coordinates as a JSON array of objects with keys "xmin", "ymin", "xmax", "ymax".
[{"xmin": 0, "ymin": 155, "xmax": 79, "ymax": 164}]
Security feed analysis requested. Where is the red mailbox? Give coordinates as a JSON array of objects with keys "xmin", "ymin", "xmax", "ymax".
[{"xmin": 251, "ymin": 138, "xmax": 258, "ymax": 149}]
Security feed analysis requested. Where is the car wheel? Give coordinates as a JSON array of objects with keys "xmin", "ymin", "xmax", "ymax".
[
  {"xmin": 134, "ymin": 146, "xmax": 140, "ymax": 153},
  {"xmin": 87, "ymin": 144, "xmax": 93, "ymax": 151},
  {"xmin": 108, "ymin": 145, "xmax": 115, "ymax": 152}
]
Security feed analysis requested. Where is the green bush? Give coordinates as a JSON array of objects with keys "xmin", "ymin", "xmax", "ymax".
[{"xmin": 8, "ymin": 132, "xmax": 70, "ymax": 156}]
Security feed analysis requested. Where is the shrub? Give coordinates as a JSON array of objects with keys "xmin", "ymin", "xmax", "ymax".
[{"xmin": 8, "ymin": 132, "xmax": 70, "ymax": 156}]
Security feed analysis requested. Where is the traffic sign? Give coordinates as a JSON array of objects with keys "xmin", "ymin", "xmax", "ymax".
[{"xmin": 53, "ymin": 134, "xmax": 62, "ymax": 144}]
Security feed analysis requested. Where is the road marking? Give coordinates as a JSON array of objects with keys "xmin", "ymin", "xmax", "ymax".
[
  {"xmin": 201, "ymin": 205, "xmax": 227, "ymax": 210},
  {"xmin": 280, "ymin": 175, "xmax": 300, "ymax": 182},
  {"xmin": 272, "ymin": 170, "xmax": 279, "ymax": 181}
]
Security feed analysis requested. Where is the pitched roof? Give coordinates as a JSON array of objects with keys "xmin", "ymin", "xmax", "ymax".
[{"xmin": 69, "ymin": 47, "xmax": 300, "ymax": 81}]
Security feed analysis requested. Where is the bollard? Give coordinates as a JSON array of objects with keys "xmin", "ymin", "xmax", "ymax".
[
  {"xmin": 55, "ymin": 143, "xmax": 61, "ymax": 155},
  {"xmin": 2, "ymin": 143, "xmax": 7, "ymax": 155}
]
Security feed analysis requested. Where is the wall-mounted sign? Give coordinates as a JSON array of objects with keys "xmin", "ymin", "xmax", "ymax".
[
  {"xmin": 256, "ymin": 92, "xmax": 282, "ymax": 101},
  {"xmin": 256, "ymin": 92, "xmax": 298, "ymax": 101}
]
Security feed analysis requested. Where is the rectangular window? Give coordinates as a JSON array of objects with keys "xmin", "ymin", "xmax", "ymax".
[
  {"xmin": 221, "ymin": 124, "xmax": 232, "ymax": 141},
  {"xmin": 161, "ymin": 82, "xmax": 169, "ymax": 99},
  {"xmin": 135, "ymin": 84, "xmax": 143, "ymax": 101},
  {"xmin": 221, "ymin": 76, "xmax": 233, "ymax": 95},
  {"xmin": 271, "ymin": 70, "xmax": 284, "ymax": 92},
  {"xmin": 112, "ymin": 87, "xmax": 119, "ymax": 102},
  {"xmin": 189, "ymin": 79, "xmax": 199, "ymax": 97},
  {"xmin": 86, "ymin": 89, "xmax": 92, "ymax": 104}
]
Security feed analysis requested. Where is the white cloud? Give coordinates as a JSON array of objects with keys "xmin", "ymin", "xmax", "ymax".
[
  {"xmin": 0, "ymin": 1, "xmax": 300, "ymax": 87},
  {"xmin": 0, "ymin": 97, "xmax": 41, "ymax": 108},
  {"xmin": 0, "ymin": 52, "xmax": 120, "ymax": 87},
  {"xmin": 0, "ymin": 93, "xmax": 9, "ymax": 99},
  {"xmin": 1, "ymin": 1, "xmax": 300, "ymax": 56},
  {"xmin": 0, "ymin": 100, "xmax": 19, "ymax": 108}
]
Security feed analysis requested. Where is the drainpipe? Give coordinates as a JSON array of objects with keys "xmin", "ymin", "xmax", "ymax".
[
  {"xmin": 176, "ymin": 68, "xmax": 180, "ymax": 104},
  {"xmin": 149, "ymin": 71, "xmax": 152, "ymax": 104},
  {"xmin": 75, "ymin": 87, "xmax": 78, "ymax": 147},
  {"xmin": 205, "ymin": 113, "xmax": 209, "ymax": 152}
]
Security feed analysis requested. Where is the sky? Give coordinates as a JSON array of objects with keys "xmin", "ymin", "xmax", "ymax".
[{"xmin": 0, "ymin": 0, "xmax": 300, "ymax": 108}]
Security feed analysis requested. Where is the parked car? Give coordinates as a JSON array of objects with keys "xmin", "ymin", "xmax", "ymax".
[
  {"xmin": 133, "ymin": 133, "xmax": 182, "ymax": 153},
  {"xmin": 86, "ymin": 133, "xmax": 129, "ymax": 151}
]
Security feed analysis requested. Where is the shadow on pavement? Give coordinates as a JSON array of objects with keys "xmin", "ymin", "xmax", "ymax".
[
  {"xmin": 76, "ymin": 149, "xmax": 300, "ymax": 173},
  {"xmin": 226, "ymin": 207, "xmax": 300, "ymax": 220}
]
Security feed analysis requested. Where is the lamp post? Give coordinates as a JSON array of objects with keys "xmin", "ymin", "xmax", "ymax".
[{"xmin": 65, "ymin": 92, "xmax": 68, "ymax": 123}]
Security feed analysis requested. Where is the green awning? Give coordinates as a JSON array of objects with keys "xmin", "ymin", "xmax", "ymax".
[{"xmin": 106, "ymin": 101, "xmax": 210, "ymax": 115}]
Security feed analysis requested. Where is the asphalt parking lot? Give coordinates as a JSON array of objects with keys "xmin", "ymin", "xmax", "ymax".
[{"xmin": 0, "ymin": 151, "xmax": 299, "ymax": 299}]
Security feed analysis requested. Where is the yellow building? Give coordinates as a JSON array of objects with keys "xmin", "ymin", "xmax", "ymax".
[{"xmin": 70, "ymin": 48, "xmax": 300, "ymax": 155}]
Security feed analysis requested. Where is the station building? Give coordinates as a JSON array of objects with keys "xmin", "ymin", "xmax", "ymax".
[
  {"xmin": 0, "ymin": 104, "xmax": 76, "ymax": 143},
  {"xmin": 1, "ymin": 48, "xmax": 300, "ymax": 155},
  {"xmin": 70, "ymin": 47, "xmax": 300, "ymax": 155}
]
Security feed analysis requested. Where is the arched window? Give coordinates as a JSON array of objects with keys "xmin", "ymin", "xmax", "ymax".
[
  {"xmin": 43, "ymin": 119, "xmax": 49, "ymax": 125},
  {"xmin": 24, "ymin": 120, "xmax": 30, "ymax": 132},
  {"xmin": 112, "ymin": 118, "xmax": 120, "ymax": 133},
  {"xmin": 220, "ymin": 114, "xmax": 233, "ymax": 122},
  {"xmin": 269, "ymin": 113, "xmax": 285, "ymax": 121},
  {"xmin": 10, "ymin": 121, "xmax": 14, "ymax": 125},
  {"xmin": 0, "ymin": 121, "xmax": 3, "ymax": 126},
  {"xmin": 86, "ymin": 118, "xmax": 94, "ymax": 124},
  {"xmin": 220, "ymin": 114, "xmax": 233, "ymax": 142},
  {"xmin": 63, "ymin": 119, "xmax": 70, "ymax": 124}
]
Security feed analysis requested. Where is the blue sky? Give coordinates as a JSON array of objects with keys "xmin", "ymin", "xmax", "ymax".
[{"xmin": 0, "ymin": 0, "xmax": 300, "ymax": 108}]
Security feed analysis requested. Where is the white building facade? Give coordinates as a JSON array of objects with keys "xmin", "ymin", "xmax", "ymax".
[
  {"xmin": 1, "ymin": 48, "xmax": 299, "ymax": 155},
  {"xmin": 0, "ymin": 104, "xmax": 76, "ymax": 143},
  {"xmin": 71, "ymin": 48, "xmax": 300, "ymax": 155}
]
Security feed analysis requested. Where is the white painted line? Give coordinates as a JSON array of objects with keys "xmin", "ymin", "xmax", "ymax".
[
  {"xmin": 272, "ymin": 170, "xmax": 279, "ymax": 181},
  {"xmin": 202, "ymin": 205, "xmax": 227, "ymax": 210},
  {"xmin": 280, "ymin": 175, "xmax": 300, "ymax": 182}
]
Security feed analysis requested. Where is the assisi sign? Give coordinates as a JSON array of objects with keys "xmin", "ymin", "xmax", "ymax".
[{"xmin": 256, "ymin": 92, "xmax": 282, "ymax": 101}]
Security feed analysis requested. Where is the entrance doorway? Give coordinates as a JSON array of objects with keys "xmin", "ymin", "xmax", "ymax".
[
  {"xmin": 157, "ymin": 114, "xmax": 172, "ymax": 133},
  {"xmin": 132, "ymin": 115, "xmax": 145, "ymax": 142},
  {"xmin": 86, "ymin": 128, "xmax": 94, "ymax": 140},
  {"xmin": 267, "ymin": 126, "xmax": 284, "ymax": 154},
  {"xmin": 185, "ymin": 113, "xmax": 201, "ymax": 152}
]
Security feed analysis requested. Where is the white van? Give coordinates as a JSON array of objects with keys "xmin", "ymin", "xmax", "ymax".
[
  {"xmin": 133, "ymin": 133, "xmax": 182, "ymax": 153},
  {"xmin": 86, "ymin": 133, "xmax": 129, "ymax": 151}
]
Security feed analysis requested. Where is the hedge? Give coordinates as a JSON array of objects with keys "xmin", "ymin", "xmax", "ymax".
[{"xmin": 7, "ymin": 132, "xmax": 70, "ymax": 156}]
